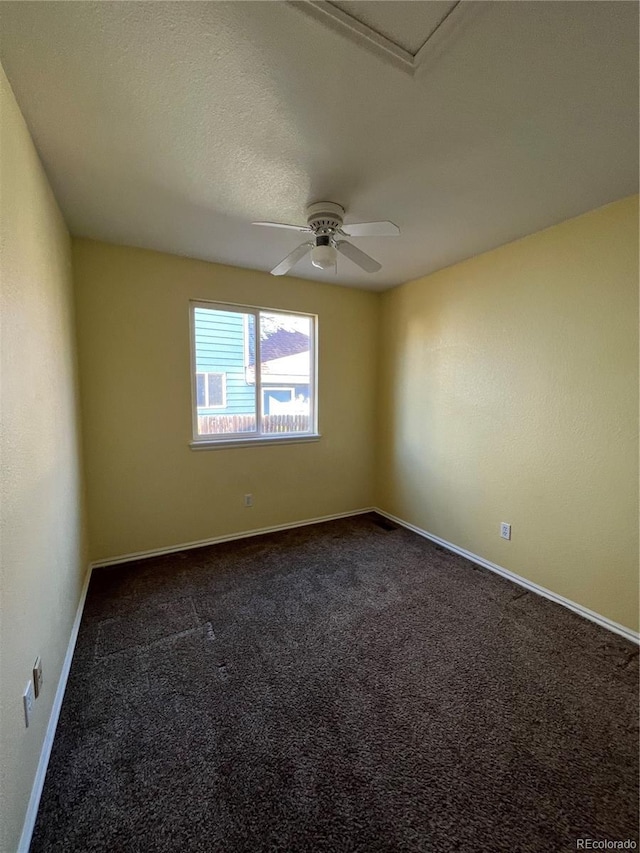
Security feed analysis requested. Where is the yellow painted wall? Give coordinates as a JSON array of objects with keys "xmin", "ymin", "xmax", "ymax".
[
  {"xmin": 72, "ymin": 239, "xmax": 379, "ymax": 562},
  {"xmin": 0, "ymin": 65, "xmax": 87, "ymax": 851},
  {"xmin": 377, "ymin": 196, "xmax": 639, "ymax": 632}
]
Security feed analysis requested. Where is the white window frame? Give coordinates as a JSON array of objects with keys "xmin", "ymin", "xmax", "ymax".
[
  {"xmin": 196, "ymin": 372, "xmax": 227, "ymax": 410},
  {"xmin": 189, "ymin": 300, "xmax": 319, "ymax": 448}
]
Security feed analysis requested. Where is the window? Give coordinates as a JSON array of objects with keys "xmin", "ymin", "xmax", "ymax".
[
  {"xmin": 190, "ymin": 301, "xmax": 317, "ymax": 445},
  {"xmin": 262, "ymin": 387, "xmax": 294, "ymax": 415},
  {"xmin": 196, "ymin": 372, "xmax": 226, "ymax": 409}
]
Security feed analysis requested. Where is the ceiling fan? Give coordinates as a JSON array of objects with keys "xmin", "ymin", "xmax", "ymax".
[{"xmin": 253, "ymin": 202, "xmax": 400, "ymax": 276}]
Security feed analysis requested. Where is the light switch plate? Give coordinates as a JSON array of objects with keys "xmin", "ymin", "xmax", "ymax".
[{"xmin": 23, "ymin": 681, "xmax": 34, "ymax": 727}]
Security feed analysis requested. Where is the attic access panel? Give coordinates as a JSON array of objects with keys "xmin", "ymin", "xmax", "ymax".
[
  {"xmin": 290, "ymin": 0, "xmax": 465, "ymax": 74},
  {"xmin": 331, "ymin": 0, "xmax": 458, "ymax": 54}
]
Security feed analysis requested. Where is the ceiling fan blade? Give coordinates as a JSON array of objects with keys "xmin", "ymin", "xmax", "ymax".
[
  {"xmin": 341, "ymin": 220, "xmax": 399, "ymax": 238},
  {"xmin": 270, "ymin": 242, "xmax": 313, "ymax": 276},
  {"xmin": 336, "ymin": 240, "xmax": 381, "ymax": 273},
  {"xmin": 253, "ymin": 221, "xmax": 311, "ymax": 233}
]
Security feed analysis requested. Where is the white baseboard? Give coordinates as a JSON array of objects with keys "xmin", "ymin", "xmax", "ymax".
[
  {"xmin": 374, "ymin": 507, "xmax": 639, "ymax": 645},
  {"xmin": 18, "ymin": 566, "xmax": 92, "ymax": 853},
  {"xmin": 90, "ymin": 507, "xmax": 375, "ymax": 569}
]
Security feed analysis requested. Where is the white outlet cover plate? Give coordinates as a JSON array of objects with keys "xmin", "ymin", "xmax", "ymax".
[{"xmin": 500, "ymin": 523, "xmax": 511, "ymax": 540}]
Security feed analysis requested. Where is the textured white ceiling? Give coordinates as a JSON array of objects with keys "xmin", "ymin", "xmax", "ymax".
[{"xmin": 0, "ymin": 1, "xmax": 637, "ymax": 290}]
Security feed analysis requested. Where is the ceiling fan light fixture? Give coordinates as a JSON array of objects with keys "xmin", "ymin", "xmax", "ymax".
[
  {"xmin": 310, "ymin": 240, "xmax": 336, "ymax": 270},
  {"xmin": 257, "ymin": 201, "xmax": 397, "ymax": 276}
]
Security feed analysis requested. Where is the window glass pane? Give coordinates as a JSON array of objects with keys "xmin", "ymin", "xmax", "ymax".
[
  {"xmin": 196, "ymin": 374, "xmax": 205, "ymax": 408},
  {"xmin": 194, "ymin": 307, "xmax": 256, "ymax": 436},
  {"xmin": 192, "ymin": 303, "xmax": 315, "ymax": 442},
  {"xmin": 259, "ymin": 313, "xmax": 311, "ymax": 434}
]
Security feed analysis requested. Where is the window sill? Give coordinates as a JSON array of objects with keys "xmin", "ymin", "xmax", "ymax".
[{"xmin": 189, "ymin": 434, "xmax": 321, "ymax": 450}]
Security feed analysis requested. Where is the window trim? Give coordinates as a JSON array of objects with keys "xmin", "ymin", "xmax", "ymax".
[{"xmin": 189, "ymin": 300, "xmax": 319, "ymax": 447}]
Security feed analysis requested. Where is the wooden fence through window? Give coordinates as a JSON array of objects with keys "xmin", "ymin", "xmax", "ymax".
[{"xmin": 198, "ymin": 413, "xmax": 310, "ymax": 435}]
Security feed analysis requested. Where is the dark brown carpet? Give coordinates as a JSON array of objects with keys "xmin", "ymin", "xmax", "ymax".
[{"xmin": 31, "ymin": 513, "xmax": 638, "ymax": 852}]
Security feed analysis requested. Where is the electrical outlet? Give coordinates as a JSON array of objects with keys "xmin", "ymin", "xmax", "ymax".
[
  {"xmin": 33, "ymin": 657, "xmax": 43, "ymax": 699},
  {"xmin": 23, "ymin": 681, "xmax": 34, "ymax": 727},
  {"xmin": 243, "ymin": 494, "xmax": 253, "ymax": 508},
  {"xmin": 500, "ymin": 522, "xmax": 511, "ymax": 540}
]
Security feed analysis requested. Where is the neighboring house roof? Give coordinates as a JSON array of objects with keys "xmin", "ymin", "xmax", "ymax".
[
  {"xmin": 249, "ymin": 328, "xmax": 309, "ymax": 366},
  {"xmin": 261, "ymin": 352, "xmax": 310, "ymax": 384}
]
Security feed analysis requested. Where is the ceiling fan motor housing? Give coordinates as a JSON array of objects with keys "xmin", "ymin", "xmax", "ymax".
[{"xmin": 306, "ymin": 201, "xmax": 344, "ymax": 235}]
